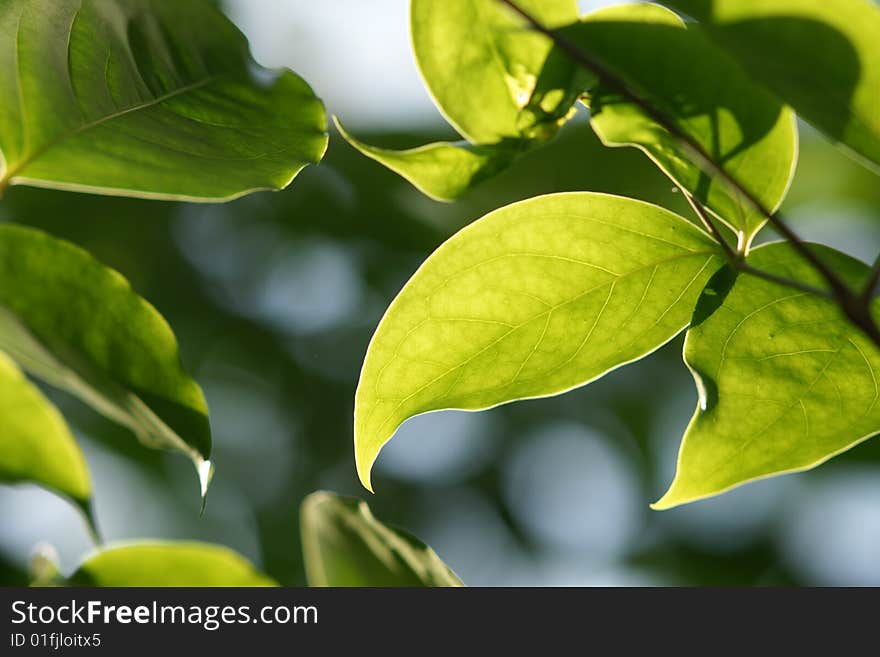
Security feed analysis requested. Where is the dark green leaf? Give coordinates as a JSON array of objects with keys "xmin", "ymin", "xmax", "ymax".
[
  {"xmin": 663, "ymin": 0, "xmax": 880, "ymax": 171},
  {"xmin": 0, "ymin": 225, "xmax": 211, "ymax": 486},
  {"xmin": 301, "ymin": 491, "xmax": 462, "ymax": 587},
  {"xmin": 566, "ymin": 3, "xmax": 797, "ymax": 242},
  {"xmin": 0, "ymin": 0, "xmax": 327, "ymax": 200}
]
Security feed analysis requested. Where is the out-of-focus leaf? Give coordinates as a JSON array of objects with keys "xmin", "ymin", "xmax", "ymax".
[
  {"xmin": 567, "ymin": 3, "xmax": 796, "ymax": 242},
  {"xmin": 411, "ymin": 0, "xmax": 582, "ymax": 144},
  {"xmin": 0, "ymin": 351, "xmax": 91, "ymax": 516},
  {"xmin": 354, "ymin": 192, "xmax": 722, "ymax": 490},
  {"xmin": 663, "ymin": 0, "xmax": 880, "ymax": 171},
  {"xmin": 334, "ymin": 117, "xmax": 521, "ymax": 201},
  {"xmin": 0, "ymin": 225, "xmax": 211, "ymax": 487},
  {"xmin": 655, "ymin": 243, "xmax": 880, "ymax": 509},
  {"xmin": 68, "ymin": 542, "xmax": 277, "ymax": 586},
  {"xmin": 0, "ymin": 0, "xmax": 327, "ymax": 200},
  {"xmin": 301, "ymin": 491, "xmax": 463, "ymax": 587}
]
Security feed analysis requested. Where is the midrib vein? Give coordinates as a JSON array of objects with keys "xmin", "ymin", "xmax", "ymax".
[{"xmin": 1, "ymin": 75, "xmax": 216, "ymax": 186}]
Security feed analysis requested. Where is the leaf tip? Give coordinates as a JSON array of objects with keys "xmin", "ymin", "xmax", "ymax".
[
  {"xmin": 357, "ymin": 462, "xmax": 376, "ymax": 494},
  {"xmin": 354, "ymin": 441, "xmax": 377, "ymax": 494},
  {"xmin": 650, "ymin": 473, "xmax": 690, "ymax": 510},
  {"xmin": 648, "ymin": 495, "xmax": 677, "ymax": 511},
  {"xmin": 77, "ymin": 498, "xmax": 102, "ymax": 544},
  {"xmin": 197, "ymin": 459, "xmax": 215, "ymax": 513}
]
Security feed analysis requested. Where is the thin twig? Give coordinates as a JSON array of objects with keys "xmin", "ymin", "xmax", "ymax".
[
  {"xmin": 685, "ymin": 193, "xmax": 833, "ymax": 299},
  {"xmin": 682, "ymin": 192, "xmax": 738, "ymax": 261},
  {"xmin": 737, "ymin": 264, "xmax": 833, "ymax": 299},
  {"xmin": 497, "ymin": 0, "xmax": 854, "ymax": 301},
  {"xmin": 497, "ymin": 0, "xmax": 880, "ymax": 344},
  {"xmin": 861, "ymin": 254, "xmax": 880, "ymax": 301}
]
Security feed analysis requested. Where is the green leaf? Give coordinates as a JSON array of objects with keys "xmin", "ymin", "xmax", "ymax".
[
  {"xmin": 68, "ymin": 542, "xmax": 277, "ymax": 586},
  {"xmin": 663, "ymin": 0, "xmax": 880, "ymax": 172},
  {"xmin": 0, "ymin": 0, "xmax": 327, "ymax": 200},
  {"xmin": 334, "ymin": 117, "xmax": 522, "ymax": 202},
  {"xmin": 0, "ymin": 225, "xmax": 211, "ymax": 487},
  {"xmin": 566, "ymin": 3, "xmax": 797, "ymax": 243},
  {"xmin": 355, "ymin": 192, "xmax": 723, "ymax": 490},
  {"xmin": 301, "ymin": 491, "xmax": 463, "ymax": 587},
  {"xmin": 654, "ymin": 243, "xmax": 880, "ymax": 509},
  {"xmin": 0, "ymin": 351, "xmax": 91, "ymax": 514},
  {"xmin": 411, "ymin": 0, "xmax": 582, "ymax": 144}
]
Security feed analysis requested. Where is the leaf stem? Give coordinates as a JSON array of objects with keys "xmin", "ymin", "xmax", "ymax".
[
  {"xmin": 682, "ymin": 191, "xmax": 738, "ymax": 260},
  {"xmin": 861, "ymin": 253, "xmax": 880, "ymax": 301},
  {"xmin": 497, "ymin": 0, "xmax": 880, "ymax": 346},
  {"xmin": 685, "ymin": 193, "xmax": 833, "ymax": 299}
]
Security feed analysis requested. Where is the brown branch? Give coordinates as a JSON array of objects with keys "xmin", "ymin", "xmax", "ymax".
[
  {"xmin": 498, "ymin": 0, "xmax": 880, "ymax": 345},
  {"xmin": 861, "ymin": 253, "xmax": 880, "ymax": 302},
  {"xmin": 682, "ymin": 192, "xmax": 738, "ymax": 261},
  {"xmin": 684, "ymin": 193, "xmax": 833, "ymax": 299}
]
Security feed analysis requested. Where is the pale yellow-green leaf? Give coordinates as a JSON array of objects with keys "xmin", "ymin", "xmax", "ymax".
[
  {"xmin": 411, "ymin": 0, "xmax": 582, "ymax": 144},
  {"xmin": 68, "ymin": 542, "xmax": 277, "ymax": 586},
  {"xmin": 355, "ymin": 192, "xmax": 723, "ymax": 490},
  {"xmin": 655, "ymin": 242, "xmax": 880, "ymax": 509},
  {"xmin": 334, "ymin": 117, "xmax": 521, "ymax": 201},
  {"xmin": 0, "ymin": 351, "xmax": 91, "ymax": 512}
]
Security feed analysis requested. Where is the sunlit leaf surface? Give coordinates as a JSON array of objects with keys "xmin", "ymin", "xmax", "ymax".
[
  {"xmin": 0, "ymin": 351, "xmax": 91, "ymax": 514},
  {"xmin": 656, "ymin": 243, "xmax": 880, "ymax": 508},
  {"xmin": 355, "ymin": 192, "xmax": 722, "ymax": 489},
  {"xmin": 68, "ymin": 542, "xmax": 277, "ymax": 586}
]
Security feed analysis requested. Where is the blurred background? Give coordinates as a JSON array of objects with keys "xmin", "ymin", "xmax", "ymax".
[{"xmin": 2, "ymin": 0, "xmax": 880, "ymax": 586}]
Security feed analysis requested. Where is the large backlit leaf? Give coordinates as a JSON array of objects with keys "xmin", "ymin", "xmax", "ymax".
[
  {"xmin": 355, "ymin": 192, "xmax": 723, "ymax": 489},
  {"xmin": 0, "ymin": 351, "xmax": 91, "ymax": 515},
  {"xmin": 334, "ymin": 118, "xmax": 521, "ymax": 202},
  {"xmin": 411, "ymin": 0, "xmax": 582, "ymax": 145},
  {"xmin": 567, "ymin": 4, "xmax": 796, "ymax": 243},
  {"xmin": 663, "ymin": 0, "xmax": 880, "ymax": 171},
  {"xmin": 655, "ymin": 243, "xmax": 880, "ymax": 509},
  {"xmin": 0, "ymin": 225, "xmax": 211, "ymax": 484},
  {"xmin": 301, "ymin": 491, "xmax": 463, "ymax": 587},
  {"xmin": 0, "ymin": 0, "xmax": 327, "ymax": 200},
  {"xmin": 68, "ymin": 542, "xmax": 276, "ymax": 586}
]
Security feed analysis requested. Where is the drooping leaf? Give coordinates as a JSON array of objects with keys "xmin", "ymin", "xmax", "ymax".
[
  {"xmin": 565, "ymin": 3, "xmax": 797, "ymax": 243},
  {"xmin": 654, "ymin": 242, "xmax": 880, "ymax": 509},
  {"xmin": 355, "ymin": 192, "xmax": 723, "ymax": 490},
  {"xmin": 334, "ymin": 117, "xmax": 521, "ymax": 202},
  {"xmin": 301, "ymin": 491, "xmax": 463, "ymax": 587},
  {"xmin": 0, "ymin": 0, "xmax": 327, "ymax": 200},
  {"xmin": 663, "ymin": 0, "xmax": 880, "ymax": 171},
  {"xmin": 0, "ymin": 225, "xmax": 211, "ymax": 484},
  {"xmin": 411, "ymin": 0, "xmax": 583, "ymax": 144},
  {"xmin": 68, "ymin": 542, "xmax": 277, "ymax": 586},
  {"xmin": 0, "ymin": 351, "xmax": 91, "ymax": 515}
]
